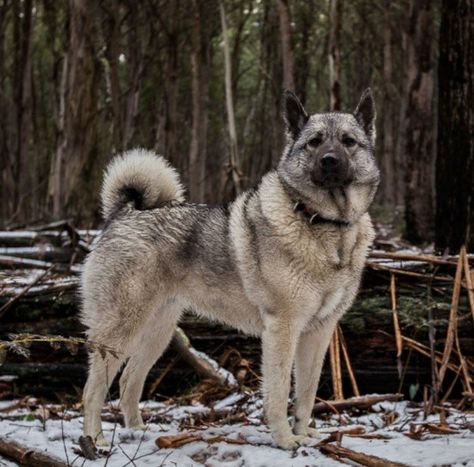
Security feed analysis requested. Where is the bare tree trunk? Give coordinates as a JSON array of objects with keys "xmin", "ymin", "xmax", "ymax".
[
  {"xmin": 435, "ymin": 0, "xmax": 474, "ymax": 253},
  {"xmin": 102, "ymin": 0, "xmax": 124, "ymax": 152},
  {"xmin": 220, "ymin": 0, "xmax": 241, "ymax": 196},
  {"xmin": 48, "ymin": 0, "xmax": 99, "ymax": 221},
  {"xmin": 403, "ymin": 0, "xmax": 435, "ymax": 244},
  {"xmin": 329, "ymin": 0, "xmax": 342, "ymax": 110},
  {"xmin": 123, "ymin": 1, "xmax": 146, "ymax": 149},
  {"xmin": 164, "ymin": 2, "xmax": 180, "ymax": 168},
  {"xmin": 276, "ymin": 0, "xmax": 295, "ymax": 92},
  {"xmin": 189, "ymin": 0, "xmax": 209, "ymax": 202},
  {"xmin": 293, "ymin": 0, "xmax": 313, "ymax": 104},
  {"xmin": 12, "ymin": 0, "xmax": 35, "ymax": 223},
  {"xmin": 379, "ymin": 0, "xmax": 396, "ymax": 207}
]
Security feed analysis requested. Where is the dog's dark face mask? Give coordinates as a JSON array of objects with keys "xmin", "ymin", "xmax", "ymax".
[{"xmin": 277, "ymin": 89, "xmax": 380, "ymax": 216}]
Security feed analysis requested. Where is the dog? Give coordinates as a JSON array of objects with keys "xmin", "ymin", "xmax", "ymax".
[{"xmin": 81, "ymin": 89, "xmax": 379, "ymax": 449}]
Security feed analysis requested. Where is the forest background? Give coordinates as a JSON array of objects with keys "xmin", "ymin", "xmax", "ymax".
[{"xmin": 0, "ymin": 0, "xmax": 472, "ymax": 252}]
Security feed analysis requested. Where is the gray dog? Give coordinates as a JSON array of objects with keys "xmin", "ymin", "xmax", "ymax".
[{"xmin": 81, "ymin": 89, "xmax": 379, "ymax": 449}]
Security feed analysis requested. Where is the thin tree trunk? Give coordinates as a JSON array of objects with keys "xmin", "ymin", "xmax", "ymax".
[
  {"xmin": 48, "ymin": 0, "xmax": 99, "ymax": 222},
  {"xmin": 329, "ymin": 0, "xmax": 341, "ymax": 111},
  {"xmin": 276, "ymin": 0, "xmax": 295, "ymax": 92},
  {"xmin": 379, "ymin": 0, "xmax": 396, "ymax": 207},
  {"xmin": 189, "ymin": 0, "xmax": 207, "ymax": 202},
  {"xmin": 123, "ymin": 1, "xmax": 145, "ymax": 149},
  {"xmin": 435, "ymin": 0, "xmax": 474, "ymax": 253},
  {"xmin": 102, "ymin": 0, "xmax": 124, "ymax": 152},
  {"xmin": 220, "ymin": 0, "xmax": 241, "ymax": 196},
  {"xmin": 403, "ymin": 0, "xmax": 435, "ymax": 244},
  {"xmin": 14, "ymin": 0, "xmax": 35, "ymax": 222}
]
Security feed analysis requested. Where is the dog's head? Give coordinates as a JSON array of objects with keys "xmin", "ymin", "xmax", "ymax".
[{"xmin": 277, "ymin": 89, "xmax": 380, "ymax": 219}]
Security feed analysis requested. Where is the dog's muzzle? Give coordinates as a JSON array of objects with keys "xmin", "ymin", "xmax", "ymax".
[{"xmin": 312, "ymin": 152, "xmax": 351, "ymax": 188}]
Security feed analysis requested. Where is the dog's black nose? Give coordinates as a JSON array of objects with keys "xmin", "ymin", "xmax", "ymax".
[{"xmin": 321, "ymin": 153, "xmax": 339, "ymax": 170}]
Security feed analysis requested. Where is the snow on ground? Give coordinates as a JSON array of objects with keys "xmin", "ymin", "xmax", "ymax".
[{"xmin": 0, "ymin": 394, "xmax": 473, "ymax": 466}]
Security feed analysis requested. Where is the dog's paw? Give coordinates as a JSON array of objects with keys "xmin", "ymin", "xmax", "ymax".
[
  {"xmin": 274, "ymin": 433, "xmax": 311, "ymax": 450},
  {"xmin": 94, "ymin": 435, "xmax": 111, "ymax": 447},
  {"xmin": 305, "ymin": 427, "xmax": 321, "ymax": 438},
  {"xmin": 294, "ymin": 425, "xmax": 321, "ymax": 438}
]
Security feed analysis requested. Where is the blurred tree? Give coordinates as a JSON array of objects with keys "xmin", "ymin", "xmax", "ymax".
[
  {"xmin": 48, "ymin": 0, "xmax": 100, "ymax": 221},
  {"xmin": 329, "ymin": 0, "xmax": 341, "ymax": 111},
  {"xmin": 402, "ymin": 0, "xmax": 435, "ymax": 244},
  {"xmin": 435, "ymin": 0, "xmax": 474, "ymax": 253}
]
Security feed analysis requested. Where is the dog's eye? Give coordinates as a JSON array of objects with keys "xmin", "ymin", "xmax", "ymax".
[
  {"xmin": 308, "ymin": 137, "xmax": 322, "ymax": 148},
  {"xmin": 342, "ymin": 136, "xmax": 357, "ymax": 147}
]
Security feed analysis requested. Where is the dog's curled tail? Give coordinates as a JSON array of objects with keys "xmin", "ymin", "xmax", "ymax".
[{"xmin": 101, "ymin": 149, "xmax": 185, "ymax": 219}]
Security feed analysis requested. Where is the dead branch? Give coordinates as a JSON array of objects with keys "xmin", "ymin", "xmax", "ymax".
[
  {"xmin": 0, "ymin": 436, "xmax": 68, "ymax": 467},
  {"xmin": 390, "ymin": 273, "xmax": 403, "ymax": 377},
  {"xmin": 172, "ymin": 327, "xmax": 237, "ymax": 388},
  {"xmin": 329, "ymin": 327, "xmax": 344, "ymax": 399},
  {"xmin": 0, "ymin": 254, "xmax": 55, "ymax": 270},
  {"xmin": 438, "ymin": 251, "xmax": 464, "ymax": 389},
  {"xmin": 0, "ymin": 267, "xmax": 54, "ymax": 319},
  {"xmin": 313, "ymin": 393, "xmax": 402, "ymax": 415},
  {"xmin": 369, "ymin": 251, "xmax": 458, "ymax": 266},
  {"xmin": 338, "ymin": 326, "xmax": 360, "ymax": 397},
  {"xmin": 320, "ymin": 443, "xmax": 409, "ymax": 467}
]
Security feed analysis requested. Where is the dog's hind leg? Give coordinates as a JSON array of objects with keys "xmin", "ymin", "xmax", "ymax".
[
  {"xmin": 119, "ymin": 304, "xmax": 181, "ymax": 429},
  {"xmin": 83, "ymin": 349, "xmax": 125, "ymax": 445}
]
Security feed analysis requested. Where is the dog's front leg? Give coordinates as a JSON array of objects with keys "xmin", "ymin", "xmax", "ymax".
[
  {"xmin": 293, "ymin": 317, "xmax": 338, "ymax": 437},
  {"xmin": 261, "ymin": 314, "xmax": 304, "ymax": 449}
]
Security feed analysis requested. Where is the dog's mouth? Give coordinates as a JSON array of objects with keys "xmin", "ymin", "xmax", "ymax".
[{"xmin": 311, "ymin": 173, "xmax": 354, "ymax": 189}]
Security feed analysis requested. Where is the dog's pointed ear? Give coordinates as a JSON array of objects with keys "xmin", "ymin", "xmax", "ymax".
[
  {"xmin": 283, "ymin": 90, "xmax": 309, "ymax": 140},
  {"xmin": 354, "ymin": 88, "xmax": 376, "ymax": 145}
]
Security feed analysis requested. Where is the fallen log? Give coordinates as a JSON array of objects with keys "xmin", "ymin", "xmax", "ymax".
[
  {"xmin": 0, "ymin": 436, "xmax": 67, "ymax": 467},
  {"xmin": 0, "ymin": 231, "xmax": 64, "ymax": 247},
  {"xmin": 0, "ymin": 267, "xmax": 54, "ymax": 319},
  {"xmin": 0, "ymin": 246, "xmax": 74, "ymax": 263},
  {"xmin": 0, "ymin": 254, "xmax": 55, "ymax": 270},
  {"xmin": 172, "ymin": 327, "xmax": 237, "ymax": 388},
  {"xmin": 313, "ymin": 393, "xmax": 403, "ymax": 415},
  {"xmin": 319, "ymin": 443, "xmax": 409, "ymax": 467}
]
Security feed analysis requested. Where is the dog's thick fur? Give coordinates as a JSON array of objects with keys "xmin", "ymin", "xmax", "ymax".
[{"xmin": 81, "ymin": 90, "xmax": 380, "ymax": 449}]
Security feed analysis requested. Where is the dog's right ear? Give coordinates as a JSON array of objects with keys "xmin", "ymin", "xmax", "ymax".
[{"xmin": 283, "ymin": 90, "xmax": 309, "ymax": 140}]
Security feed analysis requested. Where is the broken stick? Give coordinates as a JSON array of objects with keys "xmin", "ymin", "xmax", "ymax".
[{"xmin": 313, "ymin": 393, "xmax": 403, "ymax": 415}]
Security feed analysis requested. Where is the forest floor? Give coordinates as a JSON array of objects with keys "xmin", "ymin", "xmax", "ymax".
[{"xmin": 0, "ymin": 393, "xmax": 473, "ymax": 467}]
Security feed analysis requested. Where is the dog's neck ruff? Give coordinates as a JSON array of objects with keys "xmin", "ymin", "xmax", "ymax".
[{"xmin": 292, "ymin": 201, "xmax": 351, "ymax": 227}]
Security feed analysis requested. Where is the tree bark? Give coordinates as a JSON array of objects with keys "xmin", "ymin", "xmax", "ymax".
[
  {"xmin": 379, "ymin": 0, "xmax": 396, "ymax": 207},
  {"xmin": 220, "ymin": 0, "xmax": 241, "ymax": 196},
  {"xmin": 13, "ymin": 0, "xmax": 35, "ymax": 222},
  {"xmin": 402, "ymin": 0, "xmax": 435, "ymax": 244},
  {"xmin": 435, "ymin": 0, "xmax": 474, "ymax": 253},
  {"xmin": 48, "ymin": 0, "xmax": 99, "ymax": 222},
  {"xmin": 189, "ymin": 0, "xmax": 210, "ymax": 202},
  {"xmin": 276, "ymin": 0, "xmax": 295, "ymax": 92},
  {"xmin": 328, "ymin": 0, "xmax": 342, "ymax": 111}
]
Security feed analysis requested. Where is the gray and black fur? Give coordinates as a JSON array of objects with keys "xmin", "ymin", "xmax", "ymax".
[{"xmin": 81, "ymin": 90, "xmax": 380, "ymax": 449}]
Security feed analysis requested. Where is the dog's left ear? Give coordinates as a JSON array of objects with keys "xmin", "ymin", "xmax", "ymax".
[
  {"xmin": 354, "ymin": 88, "xmax": 376, "ymax": 145},
  {"xmin": 283, "ymin": 90, "xmax": 309, "ymax": 140}
]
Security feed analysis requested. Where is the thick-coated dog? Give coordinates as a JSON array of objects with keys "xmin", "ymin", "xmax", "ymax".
[{"xmin": 81, "ymin": 89, "xmax": 379, "ymax": 449}]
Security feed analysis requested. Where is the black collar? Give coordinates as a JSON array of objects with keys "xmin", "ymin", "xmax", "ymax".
[{"xmin": 293, "ymin": 201, "xmax": 351, "ymax": 227}]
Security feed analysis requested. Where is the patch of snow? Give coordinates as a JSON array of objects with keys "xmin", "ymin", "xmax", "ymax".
[{"xmin": 0, "ymin": 393, "xmax": 473, "ymax": 466}]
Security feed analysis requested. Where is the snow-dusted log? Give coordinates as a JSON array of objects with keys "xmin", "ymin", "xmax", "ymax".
[
  {"xmin": 172, "ymin": 327, "xmax": 237, "ymax": 387},
  {"xmin": 0, "ymin": 436, "xmax": 68, "ymax": 467}
]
